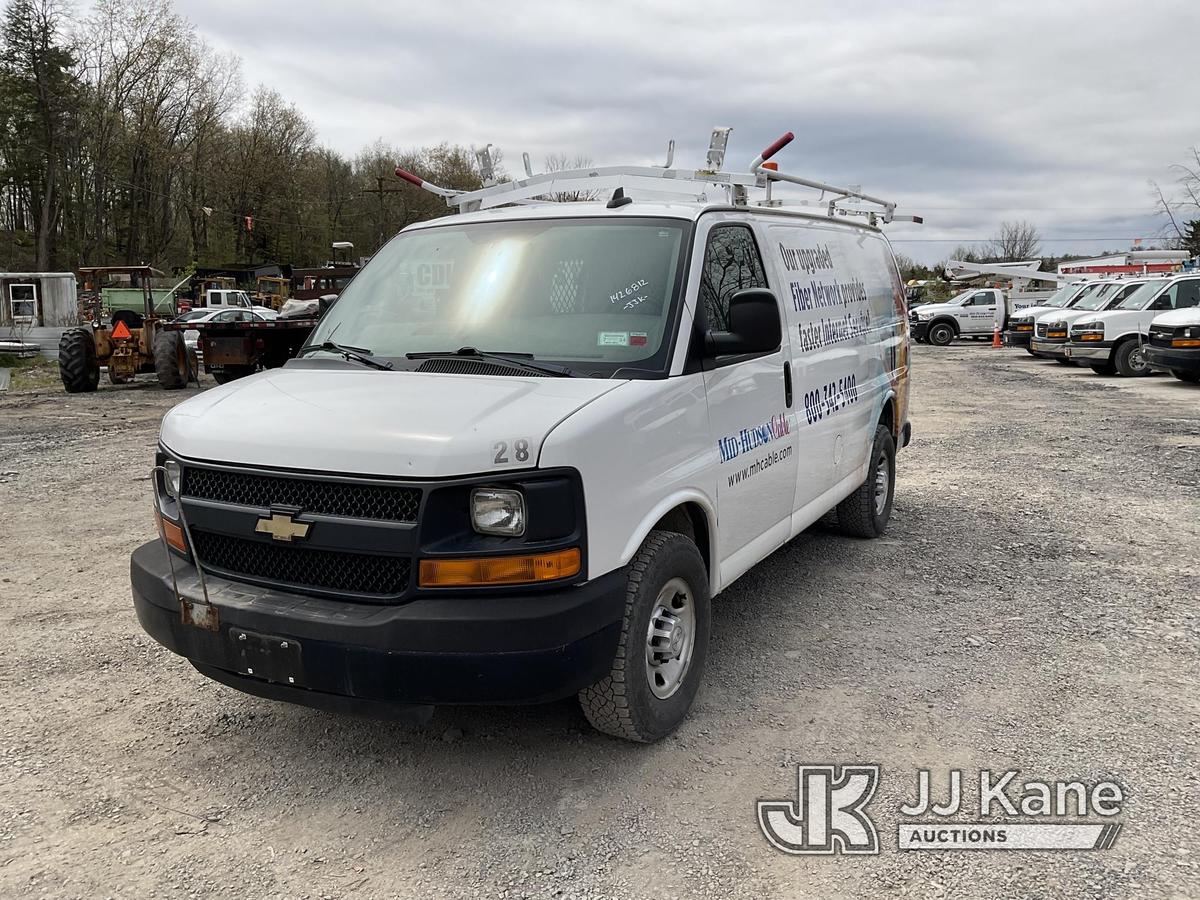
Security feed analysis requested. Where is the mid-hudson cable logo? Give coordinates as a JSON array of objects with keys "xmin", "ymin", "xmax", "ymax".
[{"xmin": 758, "ymin": 765, "xmax": 1125, "ymax": 855}]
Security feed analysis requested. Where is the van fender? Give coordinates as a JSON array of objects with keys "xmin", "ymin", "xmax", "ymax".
[{"xmin": 617, "ymin": 489, "xmax": 718, "ymax": 586}]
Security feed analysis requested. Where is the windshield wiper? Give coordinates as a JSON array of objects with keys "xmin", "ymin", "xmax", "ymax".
[
  {"xmin": 297, "ymin": 340, "xmax": 393, "ymax": 371},
  {"xmin": 406, "ymin": 347, "xmax": 574, "ymax": 377}
]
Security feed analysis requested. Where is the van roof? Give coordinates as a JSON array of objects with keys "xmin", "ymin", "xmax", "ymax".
[{"xmin": 404, "ymin": 199, "xmax": 888, "ymax": 233}]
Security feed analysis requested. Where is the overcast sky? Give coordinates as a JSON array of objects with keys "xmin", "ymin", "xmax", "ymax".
[{"xmin": 177, "ymin": 0, "xmax": 1198, "ymax": 264}]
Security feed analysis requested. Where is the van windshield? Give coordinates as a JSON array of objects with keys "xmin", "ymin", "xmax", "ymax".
[
  {"xmin": 1042, "ymin": 284, "xmax": 1081, "ymax": 308},
  {"xmin": 1074, "ymin": 283, "xmax": 1123, "ymax": 311},
  {"xmin": 1116, "ymin": 279, "xmax": 1169, "ymax": 310},
  {"xmin": 308, "ymin": 218, "xmax": 689, "ymax": 375}
]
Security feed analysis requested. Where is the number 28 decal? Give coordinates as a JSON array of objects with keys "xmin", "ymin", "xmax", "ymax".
[{"xmin": 493, "ymin": 438, "xmax": 532, "ymax": 465}]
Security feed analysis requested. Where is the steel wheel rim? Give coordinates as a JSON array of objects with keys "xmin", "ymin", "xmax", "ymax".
[
  {"xmin": 1129, "ymin": 346, "xmax": 1147, "ymax": 373},
  {"xmin": 874, "ymin": 451, "xmax": 890, "ymax": 516},
  {"xmin": 645, "ymin": 577, "xmax": 697, "ymax": 700}
]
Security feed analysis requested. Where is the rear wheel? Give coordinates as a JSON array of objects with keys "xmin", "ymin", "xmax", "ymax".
[
  {"xmin": 1172, "ymin": 369, "xmax": 1200, "ymax": 383},
  {"xmin": 211, "ymin": 364, "xmax": 255, "ymax": 385},
  {"xmin": 927, "ymin": 321, "xmax": 955, "ymax": 346},
  {"xmin": 57, "ymin": 328, "xmax": 99, "ymax": 393},
  {"xmin": 1054, "ymin": 358, "xmax": 1073, "ymax": 366},
  {"xmin": 153, "ymin": 330, "xmax": 190, "ymax": 389},
  {"xmin": 1114, "ymin": 340, "xmax": 1151, "ymax": 377},
  {"xmin": 836, "ymin": 424, "xmax": 896, "ymax": 538},
  {"xmin": 579, "ymin": 531, "xmax": 710, "ymax": 743}
]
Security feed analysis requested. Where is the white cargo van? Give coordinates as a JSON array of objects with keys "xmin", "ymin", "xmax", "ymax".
[
  {"xmin": 1028, "ymin": 279, "xmax": 1148, "ymax": 363},
  {"xmin": 133, "ymin": 132, "xmax": 913, "ymax": 741},
  {"xmin": 1144, "ymin": 305, "xmax": 1200, "ymax": 382},
  {"xmin": 1065, "ymin": 274, "xmax": 1200, "ymax": 375}
]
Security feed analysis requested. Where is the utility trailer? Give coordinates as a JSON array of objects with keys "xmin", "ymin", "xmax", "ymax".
[{"xmin": 164, "ymin": 315, "xmax": 318, "ymax": 384}]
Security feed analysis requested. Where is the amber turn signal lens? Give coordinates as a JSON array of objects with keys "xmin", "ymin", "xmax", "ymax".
[
  {"xmin": 1079, "ymin": 333, "xmax": 1104, "ymax": 341},
  {"xmin": 154, "ymin": 507, "xmax": 188, "ymax": 553},
  {"xmin": 1171, "ymin": 338, "xmax": 1200, "ymax": 348},
  {"xmin": 419, "ymin": 548, "xmax": 581, "ymax": 587}
]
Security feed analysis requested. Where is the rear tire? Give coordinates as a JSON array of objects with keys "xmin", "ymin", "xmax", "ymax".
[
  {"xmin": 836, "ymin": 424, "xmax": 896, "ymax": 538},
  {"xmin": 1114, "ymin": 340, "xmax": 1151, "ymax": 377},
  {"xmin": 153, "ymin": 330, "xmax": 189, "ymax": 389},
  {"xmin": 1172, "ymin": 369, "xmax": 1200, "ymax": 383},
  {"xmin": 1054, "ymin": 358, "xmax": 1073, "ymax": 366},
  {"xmin": 579, "ymin": 531, "xmax": 710, "ymax": 743},
  {"xmin": 57, "ymin": 328, "xmax": 99, "ymax": 393},
  {"xmin": 927, "ymin": 322, "xmax": 955, "ymax": 346}
]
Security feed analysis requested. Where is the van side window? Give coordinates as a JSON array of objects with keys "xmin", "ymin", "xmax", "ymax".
[
  {"xmin": 1172, "ymin": 279, "xmax": 1200, "ymax": 309},
  {"xmin": 698, "ymin": 225, "xmax": 767, "ymax": 331}
]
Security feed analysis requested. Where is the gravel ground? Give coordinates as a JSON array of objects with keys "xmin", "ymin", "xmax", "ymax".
[{"xmin": 1, "ymin": 346, "xmax": 1198, "ymax": 899}]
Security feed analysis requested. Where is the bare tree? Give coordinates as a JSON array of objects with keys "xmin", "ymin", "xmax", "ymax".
[
  {"xmin": 543, "ymin": 153, "xmax": 600, "ymax": 202},
  {"xmin": 1152, "ymin": 146, "xmax": 1200, "ymax": 248},
  {"xmin": 988, "ymin": 221, "xmax": 1041, "ymax": 261}
]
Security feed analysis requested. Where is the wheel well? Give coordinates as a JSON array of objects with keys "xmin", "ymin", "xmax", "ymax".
[
  {"xmin": 878, "ymin": 396, "xmax": 896, "ymax": 442},
  {"xmin": 930, "ymin": 316, "xmax": 958, "ymax": 335},
  {"xmin": 652, "ymin": 503, "xmax": 711, "ymax": 577}
]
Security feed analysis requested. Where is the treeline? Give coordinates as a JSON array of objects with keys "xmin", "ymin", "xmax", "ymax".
[{"xmin": 0, "ymin": 0, "xmax": 485, "ymax": 274}]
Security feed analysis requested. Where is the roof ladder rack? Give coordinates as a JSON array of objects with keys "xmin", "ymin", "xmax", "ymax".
[{"xmin": 393, "ymin": 127, "xmax": 922, "ymax": 225}]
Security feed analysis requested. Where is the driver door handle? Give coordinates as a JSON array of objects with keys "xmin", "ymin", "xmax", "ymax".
[{"xmin": 783, "ymin": 361, "xmax": 793, "ymax": 408}]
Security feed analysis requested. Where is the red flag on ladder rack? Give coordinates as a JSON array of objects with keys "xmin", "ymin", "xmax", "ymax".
[{"xmin": 244, "ymin": 215, "xmax": 254, "ymax": 232}]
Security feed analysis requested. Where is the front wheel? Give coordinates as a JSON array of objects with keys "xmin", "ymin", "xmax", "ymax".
[
  {"xmin": 1171, "ymin": 369, "xmax": 1200, "ymax": 383},
  {"xmin": 927, "ymin": 322, "xmax": 955, "ymax": 346},
  {"xmin": 579, "ymin": 531, "xmax": 710, "ymax": 742},
  {"xmin": 1054, "ymin": 358, "xmax": 1073, "ymax": 366},
  {"xmin": 1089, "ymin": 362, "xmax": 1117, "ymax": 376},
  {"xmin": 835, "ymin": 424, "xmax": 896, "ymax": 538},
  {"xmin": 1114, "ymin": 340, "xmax": 1151, "ymax": 377}
]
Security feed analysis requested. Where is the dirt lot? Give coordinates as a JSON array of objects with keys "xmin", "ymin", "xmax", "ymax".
[{"xmin": 1, "ymin": 347, "xmax": 1198, "ymax": 899}]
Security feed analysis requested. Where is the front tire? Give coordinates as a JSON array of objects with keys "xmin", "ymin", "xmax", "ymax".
[
  {"xmin": 927, "ymin": 321, "xmax": 955, "ymax": 346},
  {"xmin": 1114, "ymin": 340, "xmax": 1151, "ymax": 377},
  {"xmin": 58, "ymin": 328, "xmax": 100, "ymax": 393},
  {"xmin": 1171, "ymin": 369, "xmax": 1200, "ymax": 383},
  {"xmin": 1089, "ymin": 361, "xmax": 1117, "ymax": 376},
  {"xmin": 836, "ymin": 424, "xmax": 896, "ymax": 538},
  {"xmin": 579, "ymin": 531, "xmax": 710, "ymax": 743}
]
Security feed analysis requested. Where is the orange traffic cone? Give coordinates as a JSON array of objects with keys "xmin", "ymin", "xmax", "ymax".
[{"xmin": 992, "ymin": 326, "xmax": 1002, "ymax": 348}]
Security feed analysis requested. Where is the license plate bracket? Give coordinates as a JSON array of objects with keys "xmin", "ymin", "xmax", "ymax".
[
  {"xmin": 229, "ymin": 629, "xmax": 305, "ymax": 687},
  {"xmin": 180, "ymin": 598, "xmax": 219, "ymax": 632}
]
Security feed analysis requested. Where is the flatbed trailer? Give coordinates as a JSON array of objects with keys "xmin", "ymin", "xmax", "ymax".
[{"xmin": 164, "ymin": 316, "xmax": 318, "ymax": 384}]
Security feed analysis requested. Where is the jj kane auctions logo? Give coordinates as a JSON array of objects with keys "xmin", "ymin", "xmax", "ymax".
[{"xmin": 759, "ymin": 765, "xmax": 1124, "ymax": 854}]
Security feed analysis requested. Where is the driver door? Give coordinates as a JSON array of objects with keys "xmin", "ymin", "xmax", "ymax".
[{"xmin": 699, "ymin": 220, "xmax": 798, "ymax": 583}]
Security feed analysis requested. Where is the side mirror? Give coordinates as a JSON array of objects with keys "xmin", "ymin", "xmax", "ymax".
[
  {"xmin": 705, "ymin": 288, "xmax": 783, "ymax": 356},
  {"xmin": 317, "ymin": 293, "xmax": 339, "ymax": 315}
]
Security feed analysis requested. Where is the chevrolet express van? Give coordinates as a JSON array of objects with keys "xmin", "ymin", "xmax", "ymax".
[
  {"xmin": 1028, "ymin": 279, "xmax": 1148, "ymax": 364},
  {"xmin": 1066, "ymin": 274, "xmax": 1200, "ymax": 376},
  {"xmin": 1003, "ymin": 281, "xmax": 1089, "ymax": 352},
  {"xmin": 1145, "ymin": 306, "xmax": 1200, "ymax": 382},
  {"xmin": 132, "ymin": 170, "xmax": 912, "ymax": 741}
]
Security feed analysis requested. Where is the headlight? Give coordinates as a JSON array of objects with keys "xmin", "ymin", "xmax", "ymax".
[
  {"xmin": 918, "ymin": 311, "xmax": 935, "ymax": 320},
  {"xmin": 163, "ymin": 460, "xmax": 182, "ymax": 498},
  {"xmin": 1185, "ymin": 326, "xmax": 1200, "ymax": 339},
  {"xmin": 471, "ymin": 488, "xmax": 526, "ymax": 536}
]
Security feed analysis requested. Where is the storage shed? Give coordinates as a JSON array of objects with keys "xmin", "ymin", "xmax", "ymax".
[{"xmin": 0, "ymin": 272, "xmax": 78, "ymax": 328}]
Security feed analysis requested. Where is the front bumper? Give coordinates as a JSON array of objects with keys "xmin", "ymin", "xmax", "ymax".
[
  {"xmin": 131, "ymin": 541, "xmax": 625, "ymax": 712},
  {"xmin": 910, "ymin": 319, "xmax": 930, "ymax": 341},
  {"xmin": 1030, "ymin": 338, "xmax": 1068, "ymax": 359},
  {"xmin": 1143, "ymin": 344, "xmax": 1200, "ymax": 374},
  {"xmin": 1003, "ymin": 329, "xmax": 1034, "ymax": 348},
  {"xmin": 1063, "ymin": 342, "xmax": 1112, "ymax": 362}
]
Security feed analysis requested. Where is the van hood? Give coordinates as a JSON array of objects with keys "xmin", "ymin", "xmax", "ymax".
[
  {"xmin": 913, "ymin": 302, "xmax": 960, "ymax": 316},
  {"xmin": 1151, "ymin": 308, "xmax": 1200, "ymax": 327},
  {"xmin": 1013, "ymin": 305, "xmax": 1057, "ymax": 321},
  {"xmin": 160, "ymin": 366, "xmax": 624, "ymax": 478}
]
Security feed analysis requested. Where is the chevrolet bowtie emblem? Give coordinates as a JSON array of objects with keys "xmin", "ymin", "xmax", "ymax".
[{"xmin": 255, "ymin": 512, "xmax": 311, "ymax": 542}]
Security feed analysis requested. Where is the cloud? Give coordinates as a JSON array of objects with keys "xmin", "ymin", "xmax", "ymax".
[{"xmin": 176, "ymin": 0, "xmax": 1199, "ymax": 262}]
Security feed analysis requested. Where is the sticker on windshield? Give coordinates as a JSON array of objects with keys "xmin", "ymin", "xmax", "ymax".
[
  {"xmin": 598, "ymin": 331, "xmax": 630, "ymax": 347},
  {"xmin": 610, "ymin": 278, "xmax": 649, "ymax": 305}
]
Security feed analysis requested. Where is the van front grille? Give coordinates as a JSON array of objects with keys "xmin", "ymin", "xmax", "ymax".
[{"xmin": 182, "ymin": 467, "xmax": 420, "ymax": 522}]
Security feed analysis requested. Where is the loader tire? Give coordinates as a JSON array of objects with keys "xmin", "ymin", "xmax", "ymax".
[{"xmin": 58, "ymin": 328, "xmax": 100, "ymax": 393}]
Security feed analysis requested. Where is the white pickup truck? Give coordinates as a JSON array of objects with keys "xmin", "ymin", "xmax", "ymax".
[
  {"xmin": 910, "ymin": 287, "xmax": 1044, "ymax": 346},
  {"xmin": 202, "ymin": 288, "xmax": 277, "ymax": 318},
  {"xmin": 1065, "ymin": 273, "xmax": 1200, "ymax": 376}
]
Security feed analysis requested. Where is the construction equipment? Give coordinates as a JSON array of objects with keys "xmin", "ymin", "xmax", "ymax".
[
  {"xmin": 253, "ymin": 275, "xmax": 290, "ymax": 311},
  {"xmin": 394, "ymin": 128, "xmax": 923, "ymax": 226},
  {"xmin": 58, "ymin": 266, "xmax": 193, "ymax": 393}
]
